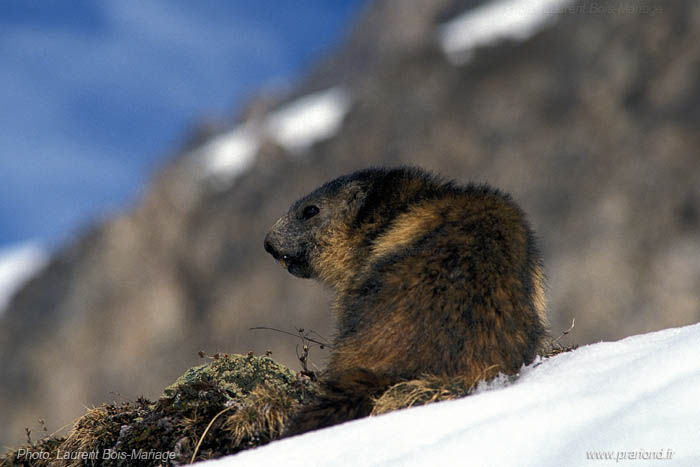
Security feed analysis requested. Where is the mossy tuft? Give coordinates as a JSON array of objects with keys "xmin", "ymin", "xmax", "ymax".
[{"xmin": 1, "ymin": 354, "xmax": 317, "ymax": 466}]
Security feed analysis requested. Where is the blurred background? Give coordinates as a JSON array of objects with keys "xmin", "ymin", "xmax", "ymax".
[
  {"xmin": 0, "ymin": 0, "xmax": 363, "ymax": 248},
  {"xmin": 1, "ymin": 0, "xmax": 699, "ymax": 449}
]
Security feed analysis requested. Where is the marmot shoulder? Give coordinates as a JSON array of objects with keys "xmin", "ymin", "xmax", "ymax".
[{"xmin": 264, "ymin": 166, "xmax": 547, "ymax": 433}]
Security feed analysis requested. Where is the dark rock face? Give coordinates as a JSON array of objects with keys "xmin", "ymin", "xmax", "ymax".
[{"xmin": 1, "ymin": 0, "xmax": 698, "ymax": 447}]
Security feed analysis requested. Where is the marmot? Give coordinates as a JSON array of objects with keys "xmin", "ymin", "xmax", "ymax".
[{"xmin": 264, "ymin": 167, "xmax": 547, "ymax": 434}]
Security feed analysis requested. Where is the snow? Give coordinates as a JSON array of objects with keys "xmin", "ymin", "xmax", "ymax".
[
  {"xmin": 196, "ymin": 87, "xmax": 350, "ymax": 190},
  {"xmin": 197, "ymin": 124, "xmax": 260, "ymax": 191},
  {"xmin": 0, "ymin": 241, "xmax": 48, "ymax": 314},
  {"xmin": 439, "ymin": 0, "xmax": 575, "ymax": 65},
  {"xmin": 265, "ymin": 87, "xmax": 351, "ymax": 155},
  {"xmin": 204, "ymin": 323, "xmax": 700, "ymax": 466}
]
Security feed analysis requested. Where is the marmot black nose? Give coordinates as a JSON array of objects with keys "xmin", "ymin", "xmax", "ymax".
[{"xmin": 264, "ymin": 235, "xmax": 280, "ymax": 260}]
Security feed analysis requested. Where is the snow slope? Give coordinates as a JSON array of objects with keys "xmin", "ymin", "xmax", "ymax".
[
  {"xmin": 205, "ymin": 323, "xmax": 700, "ymax": 466},
  {"xmin": 0, "ymin": 242, "xmax": 48, "ymax": 314}
]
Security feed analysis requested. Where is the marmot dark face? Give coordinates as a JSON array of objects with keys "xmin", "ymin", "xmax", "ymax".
[{"xmin": 264, "ymin": 174, "xmax": 369, "ymax": 281}]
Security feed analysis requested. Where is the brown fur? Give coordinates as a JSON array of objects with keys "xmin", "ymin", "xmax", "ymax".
[{"xmin": 264, "ymin": 167, "xmax": 547, "ymax": 434}]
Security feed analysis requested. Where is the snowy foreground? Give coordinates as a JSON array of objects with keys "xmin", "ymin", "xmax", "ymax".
[{"xmin": 205, "ymin": 323, "xmax": 700, "ymax": 467}]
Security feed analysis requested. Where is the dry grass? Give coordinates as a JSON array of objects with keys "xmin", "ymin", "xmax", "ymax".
[
  {"xmin": 371, "ymin": 375, "xmax": 474, "ymax": 415},
  {"xmin": 223, "ymin": 385, "xmax": 296, "ymax": 447}
]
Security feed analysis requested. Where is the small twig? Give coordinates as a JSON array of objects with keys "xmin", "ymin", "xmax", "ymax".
[
  {"xmin": 553, "ymin": 318, "xmax": 575, "ymax": 344},
  {"xmin": 295, "ymin": 343, "xmax": 316, "ymax": 380},
  {"xmin": 190, "ymin": 406, "xmax": 235, "ymax": 464},
  {"xmin": 251, "ymin": 326, "xmax": 329, "ymax": 380},
  {"xmin": 307, "ymin": 329, "xmax": 332, "ymax": 349},
  {"xmin": 296, "ymin": 343, "xmax": 308, "ymax": 371},
  {"xmin": 47, "ymin": 420, "xmax": 74, "ymax": 439},
  {"xmin": 197, "ymin": 351, "xmax": 230, "ymax": 360},
  {"xmin": 249, "ymin": 327, "xmax": 334, "ymax": 349},
  {"xmin": 38, "ymin": 418, "xmax": 48, "ymax": 435}
]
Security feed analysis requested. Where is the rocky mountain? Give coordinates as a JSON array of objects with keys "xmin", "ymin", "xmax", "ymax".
[{"xmin": 1, "ymin": 0, "xmax": 698, "ymax": 448}]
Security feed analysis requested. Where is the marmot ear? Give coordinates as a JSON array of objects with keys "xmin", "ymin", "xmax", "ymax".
[{"xmin": 345, "ymin": 182, "xmax": 367, "ymax": 209}]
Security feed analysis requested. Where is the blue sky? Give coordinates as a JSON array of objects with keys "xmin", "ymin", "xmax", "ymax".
[{"xmin": 0, "ymin": 0, "xmax": 365, "ymax": 248}]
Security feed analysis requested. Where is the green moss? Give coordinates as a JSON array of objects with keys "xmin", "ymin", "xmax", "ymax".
[{"xmin": 164, "ymin": 354, "xmax": 298, "ymax": 402}]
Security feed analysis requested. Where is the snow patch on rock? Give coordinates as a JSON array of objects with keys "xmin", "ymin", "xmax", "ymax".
[
  {"xmin": 197, "ymin": 124, "xmax": 261, "ymax": 191},
  {"xmin": 440, "ymin": 0, "xmax": 575, "ymax": 65},
  {"xmin": 196, "ymin": 87, "xmax": 351, "ymax": 190},
  {"xmin": 266, "ymin": 87, "xmax": 351, "ymax": 155},
  {"xmin": 0, "ymin": 241, "xmax": 49, "ymax": 314}
]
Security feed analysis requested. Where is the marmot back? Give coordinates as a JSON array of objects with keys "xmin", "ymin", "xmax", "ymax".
[{"xmin": 264, "ymin": 167, "xmax": 547, "ymax": 433}]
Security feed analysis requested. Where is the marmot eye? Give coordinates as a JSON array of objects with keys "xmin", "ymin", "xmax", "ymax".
[{"xmin": 302, "ymin": 205, "xmax": 320, "ymax": 220}]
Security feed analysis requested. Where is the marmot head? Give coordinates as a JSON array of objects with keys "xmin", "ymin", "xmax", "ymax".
[
  {"xmin": 265, "ymin": 167, "xmax": 445, "ymax": 286},
  {"xmin": 264, "ymin": 171, "xmax": 372, "ymax": 282}
]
